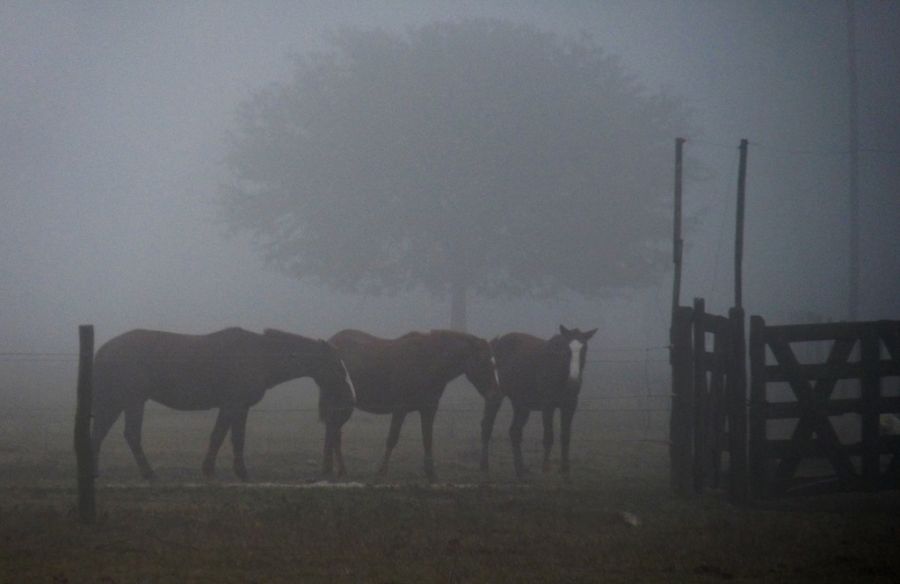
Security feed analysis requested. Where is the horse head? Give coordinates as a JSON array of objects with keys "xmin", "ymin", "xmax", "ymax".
[{"xmin": 557, "ymin": 325, "xmax": 597, "ymax": 392}]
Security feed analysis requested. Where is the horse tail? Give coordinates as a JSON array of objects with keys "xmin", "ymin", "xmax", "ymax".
[{"xmin": 318, "ymin": 387, "xmax": 327, "ymax": 422}]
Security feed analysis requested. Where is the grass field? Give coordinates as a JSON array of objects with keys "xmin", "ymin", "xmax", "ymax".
[{"xmin": 2, "ymin": 378, "xmax": 900, "ymax": 583}]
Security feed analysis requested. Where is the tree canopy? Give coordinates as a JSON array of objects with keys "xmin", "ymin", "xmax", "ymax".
[{"xmin": 221, "ymin": 20, "xmax": 693, "ymax": 328}]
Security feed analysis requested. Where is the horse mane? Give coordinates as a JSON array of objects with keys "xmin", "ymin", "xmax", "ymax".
[{"xmin": 263, "ymin": 328, "xmax": 299, "ymax": 339}]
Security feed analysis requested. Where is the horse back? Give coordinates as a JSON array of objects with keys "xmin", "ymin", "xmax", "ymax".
[
  {"xmin": 94, "ymin": 328, "xmax": 266, "ymax": 410},
  {"xmin": 329, "ymin": 329, "xmax": 441, "ymax": 412}
]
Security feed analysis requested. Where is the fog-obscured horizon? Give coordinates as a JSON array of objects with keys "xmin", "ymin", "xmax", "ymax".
[{"xmin": 2, "ymin": 0, "xmax": 898, "ymax": 362}]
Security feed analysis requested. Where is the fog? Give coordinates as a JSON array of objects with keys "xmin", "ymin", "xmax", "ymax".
[{"xmin": 2, "ymin": 0, "xmax": 898, "ymax": 367}]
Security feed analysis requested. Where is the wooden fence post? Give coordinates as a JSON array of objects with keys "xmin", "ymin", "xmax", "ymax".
[
  {"xmin": 692, "ymin": 298, "xmax": 708, "ymax": 494},
  {"xmin": 748, "ymin": 315, "xmax": 766, "ymax": 499},
  {"xmin": 860, "ymin": 327, "xmax": 881, "ymax": 490},
  {"xmin": 74, "ymin": 325, "xmax": 95, "ymax": 524},
  {"xmin": 728, "ymin": 307, "xmax": 748, "ymax": 503},
  {"xmin": 709, "ymin": 323, "xmax": 727, "ymax": 490},
  {"xmin": 669, "ymin": 305, "xmax": 695, "ymax": 495}
]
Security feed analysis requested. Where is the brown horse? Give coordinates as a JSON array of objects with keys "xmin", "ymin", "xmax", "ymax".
[
  {"xmin": 480, "ymin": 325, "xmax": 596, "ymax": 479},
  {"xmin": 91, "ymin": 327, "xmax": 356, "ymax": 481},
  {"xmin": 327, "ymin": 329, "xmax": 500, "ymax": 481}
]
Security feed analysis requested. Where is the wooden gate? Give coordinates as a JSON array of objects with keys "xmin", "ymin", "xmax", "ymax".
[
  {"xmin": 670, "ymin": 298, "xmax": 747, "ymax": 501},
  {"xmin": 748, "ymin": 318, "xmax": 900, "ymax": 497}
]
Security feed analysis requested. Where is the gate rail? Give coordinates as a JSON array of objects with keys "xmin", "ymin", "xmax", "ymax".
[{"xmin": 748, "ymin": 318, "xmax": 900, "ymax": 497}]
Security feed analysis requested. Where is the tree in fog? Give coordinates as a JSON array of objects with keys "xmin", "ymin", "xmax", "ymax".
[{"xmin": 221, "ymin": 20, "xmax": 692, "ymax": 330}]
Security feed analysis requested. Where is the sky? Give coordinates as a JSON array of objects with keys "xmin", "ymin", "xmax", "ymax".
[{"xmin": 1, "ymin": 0, "xmax": 898, "ymax": 360}]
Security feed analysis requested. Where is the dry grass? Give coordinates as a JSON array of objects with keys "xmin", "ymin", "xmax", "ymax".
[{"xmin": 2, "ymin": 384, "xmax": 899, "ymax": 583}]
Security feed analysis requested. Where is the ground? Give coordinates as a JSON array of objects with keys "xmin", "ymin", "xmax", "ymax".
[{"xmin": 1, "ymin": 380, "xmax": 899, "ymax": 583}]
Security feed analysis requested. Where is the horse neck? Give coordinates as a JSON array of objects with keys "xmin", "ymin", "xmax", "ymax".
[
  {"xmin": 542, "ymin": 335, "xmax": 567, "ymax": 362},
  {"xmin": 263, "ymin": 335, "xmax": 321, "ymax": 388},
  {"xmin": 428, "ymin": 332, "xmax": 473, "ymax": 383}
]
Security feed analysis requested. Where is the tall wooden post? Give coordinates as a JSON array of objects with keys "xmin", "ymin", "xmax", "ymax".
[
  {"xmin": 846, "ymin": 0, "xmax": 860, "ymax": 321},
  {"xmin": 735, "ymin": 139, "xmax": 748, "ymax": 310},
  {"xmin": 672, "ymin": 137, "xmax": 686, "ymax": 317},
  {"xmin": 74, "ymin": 325, "xmax": 96, "ymax": 524}
]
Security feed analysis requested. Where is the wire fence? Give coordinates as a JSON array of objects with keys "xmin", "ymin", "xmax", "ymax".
[{"xmin": 0, "ymin": 343, "xmax": 675, "ymax": 471}]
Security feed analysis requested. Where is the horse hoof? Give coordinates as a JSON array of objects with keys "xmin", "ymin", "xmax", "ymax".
[{"xmin": 141, "ymin": 471, "xmax": 157, "ymax": 482}]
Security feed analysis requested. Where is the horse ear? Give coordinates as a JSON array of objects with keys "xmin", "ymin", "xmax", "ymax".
[
  {"xmin": 584, "ymin": 328, "xmax": 598, "ymax": 340},
  {"xmin": 559, "ymin": 325, "xmax": 571, "ymax": 336}
]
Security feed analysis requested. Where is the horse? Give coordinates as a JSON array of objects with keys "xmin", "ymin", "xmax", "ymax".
[
  {"xmin": 90, "ymin": 327, "xmax": 356, "ymax": 481},
  {"xmin": 327, "ymin": 329, "xmax": 500, "ymax": 481},
  {"xmin": 480, "ymin": 325, "xmax": 596, "ymax": 479}
]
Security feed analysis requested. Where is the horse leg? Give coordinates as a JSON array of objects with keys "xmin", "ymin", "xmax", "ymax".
[
  {"xmin": 230, "ymin": 408, "xmax": 250, "ymax": 481},
  {"xmin": 509, "ymin": 405, "xmax": 531, "ymax": 480},
  {"xmin": 123, "ymin": 401, "xmax": 155, "ymax": 481},
  {"xmin": 560, "ymin": 403, "xmax": 576, "ymax": 479},
  {"xmin": 321, "ymin": 423, "xmax": 336, "ymax": 479},
  {"xmin": 202, "ymin": 408, "xmax": 232, "ymax": 479},
  {"xmin": 420, "ymin": 407, "xmax": 437, "ymax": 483},
  {"xmin": 542, "ymin": 407, "xmax": 555, "ymax": 474},
  {"xmin": 91, "ymin": 402, "xmax": 123, "ymax": 477},
  {"xmin": 377, "ymin": 411, "xmax": 407, "ymax": 477},
  {"xmin": 334, "ymin": 426, "xmax": 346, "ymax": 478},
  {"xmin": 480, "ymin": 395, "xmax": 503, "ymax": 472}
]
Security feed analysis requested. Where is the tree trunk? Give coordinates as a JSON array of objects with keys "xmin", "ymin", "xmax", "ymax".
[{"xmin": 450, "ymin": 279, "xmax": 468, "ymax": 332}]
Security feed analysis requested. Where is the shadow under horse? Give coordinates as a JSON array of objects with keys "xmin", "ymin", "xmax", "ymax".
[
  {"xmin": 91, "ymin": 327, "xmax": 356, "ymax": 480},
  {"xmin": 481, "ymin": 325, "xmax": 596, "ymax": 479},
  {"xmin": 328, "ymin": 329, "xmax": 500, "ymax": 482}
]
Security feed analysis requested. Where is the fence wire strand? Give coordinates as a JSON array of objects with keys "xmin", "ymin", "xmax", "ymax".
[{"xmin": 0, "ymin": 336, "xmax": 674, "ymax": 473}]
